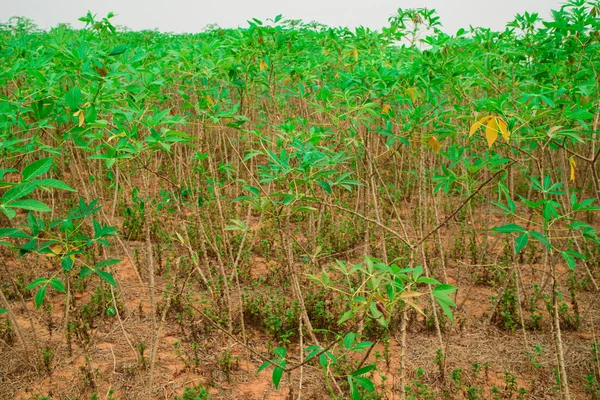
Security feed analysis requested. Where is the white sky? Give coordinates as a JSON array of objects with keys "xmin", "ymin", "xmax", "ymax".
[{"xmin": 2, "ymin": 0, "xmax": 565, "ymax": 34}]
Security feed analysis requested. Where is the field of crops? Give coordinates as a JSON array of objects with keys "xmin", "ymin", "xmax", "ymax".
[{"xmin": 1, "ymin": 2, "xmax": 600, "ymax": 399}]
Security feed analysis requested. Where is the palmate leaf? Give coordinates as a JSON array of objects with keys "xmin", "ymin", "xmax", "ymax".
[
  {"xmin": 348, "ymin": 364, "xmax": 376, "ymax": 400},
  {"xmin": 469, "ymin": 115, "xmax": 511, "ymax": 148},
  {"xmin": 25, "ymin": 277, "xmax": 66, "ymax": 308},
  {"xmin": 78, "ymin": 259, "xmax": 120, "ymax": 286},
  {"xmin": 433, "ymin": 284, "xmax": 457, "ymax": 321},
  {"xmin": 257, "ymin": 347, "xmax": 287, "ymax": 390}
]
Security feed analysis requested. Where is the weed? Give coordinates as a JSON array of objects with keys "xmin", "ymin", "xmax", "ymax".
[
  {"xmin": 176, "ymin": 383, "xmax": 210, "ymax": 399},
  {"xmin": 0, "ymin": 316, "xmax": 15, "ymax": 345}
]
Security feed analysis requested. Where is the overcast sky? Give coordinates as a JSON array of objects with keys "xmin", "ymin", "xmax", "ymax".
[{"xmin": 2, "ymin": 0, "xmax": 565, "ymax": 34}]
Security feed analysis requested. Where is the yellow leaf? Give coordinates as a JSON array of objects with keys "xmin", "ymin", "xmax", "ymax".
[
  {"xmin": 569, "ymin": 157, "xmax": 576, "ymax": 182},
  {"xmin": 405, "ymin": 87, "xmax": 417, "ymax": 102},
  {"xmin": 382, "ymin": 104, "xmax": 391, "ymax": 115},
  {"xmin": 404, "ymin": 299, "xmax": 425, "ymax": 316},
  {"xmin": 469, "ymin": 115, "xmax": 493, "ymax": 137},
  {"xmin": 548, "ymin": 126, "xmax": 563, "ymax": 136},
  {"xmin": 78, "ymin": 111, "xmax": 85, "ymax": 127},
  {"xmin": 334, "ymin": 73, "xmax": 340, "ymax": 79},
  {"xmin": 427, "ymin": 137, "xmax": 441, "ymax": 153},
  {"xmin": 497, "ymin": 117, "xmax": 510, "ymax": 142},
  {"xmin": 400, "ymin": 291, "xmax": 425, "ymax": 299},
  {"xmin": 260, "ymin": 60, "xmax": 267, "ymax": 71},
  {"xmin": 47, "ymin": 244, "xmax": 63, "ymax": 258},
  {"xmin": 108, "ymin": 132, "xmax": 127, "ymax": 142},
  {"xmin": 348, "ymin": 49, "xmax": 358, "ymax": 61},
  {"xmin": 485, "ymin": 117, "xmax": 499, "ymax": 148}
]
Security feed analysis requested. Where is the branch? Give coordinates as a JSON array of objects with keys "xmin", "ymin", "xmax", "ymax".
[
  {"xmin": 413, "ymin": 162, "xmax": 515, "ymax": 249},
  {"xmin": 320, "ymin": 200, "xmax": 413, "ymax": 249},
  {"xmin": 182, "ymin": 296, "xmax": 357, "ymax": 373}
]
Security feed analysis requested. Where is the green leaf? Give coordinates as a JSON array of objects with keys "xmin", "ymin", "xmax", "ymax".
[
  {"xmin": 26, "ymin": 277, "xmax": 47, "ymax": 290},
  {"xmin": 561, "ymin": 251, "xmax": 576, "ymax": 270},
  {"xmin": 338, "ymin": 309, "xmax": 354, "ymax": 324},
  {"xmin": 35, "ymin": 285, "xmax": 47, "ymax": 308},
  {"xmin": 257, "ymin": 361, "xmax": 271, "ymax": 373},
  {"xmin": 305, "ymin": 345, "xmax": 322, "ymax": 360},
  {"xmin": 515, "ymin": 233, "xmax": 529, "ymax": 255},
  {"xmin": 0, "ymin": 228, "xmax": 31, "ymax": 239},
  {"xmin": 343, "ymin": 332, "xmax": 356, "ymax": 349},
  {"xmin": 433, "ymin": 284, "xmax": 457, "ymax": 295},
  {"xmin": 61, "ymin": 256, "xmax": 73, "ymax": 271},
  {"xmin": 109, "ymin": 44, "xmax": 128, "ymax": 56},
  {"xmin": 95, "ymin": 258, "xmax": 121, "ymax": 269},
  {"xmin": 348, "ymin": 376, "xmax": 359, "ymax": 400},
  {"xmin": 416, "ymin": 277, "xmax": 440, "ymax": 285},
  {"xmin": 49, "ymin": 278, "xmax": 66, "ymax": 293},
  {"xmin": 96, "ymin": 270, "xmax": 116, "ymax": 287},
  {"xmin": 319, "ymin": 353, "xmax": 327, "ymax": 368},
  {"xmin": 325, "ymin": 351, "xmax": 338, "ymax": 365},
  {"xmin": 256, "ymin": 361, "xmax": 271, "ymax": 374},
  {"xmin": 22, "ymin": 158, "xmax": 52, "ymax": 181},
  {"xmin": 353, "ymin": 376, "xmax": 375, "ymax": 391},
  {"xmin": 351, "ymin": 341, "xmax": 372, "ymax": 351},
  {"xmin": 2, "ymin": 181, "xmax": 39, "ymax": 203},
  {"xmin": 351, "ymin": 364, "xmax": 376, "ymax": 376},
  {"xmin": 243, "ymin": 150, "xmax": 262, "ymax": 161},
  {"xmin": 273, "ymin": 347, "xmax": 286, "ymax": 358},
  {"xmin": 36, "ymin": 179, "xmax": 76, "ymax": 192},
  {"xmin": 80, "ymin": 266, "xmax": 94, "ymax": 278},
  {"xmin": 529, "ymin": 231, "xmax": 551, "ymax": 248},
  {"xmin": 436, "ymin": 298, "xmax": 455, "ymax": 322},
  {"xmin": 7, "ymin": 200, "xmax": 52, "ymax": 213},
  {"xmin": 0, "ymin": 308, "xmax": 6, "ymax": 315},
  {"xmin": 1, "ymin": 207, "xmax": 17, "ymax": 219},
  {"xmin": 0, "ymin": 168, "xmax": 17, "ymax": 180},
  {"xmin": 492, "ymin": 223, "xmax": 526, "ymax": 234},
  {"xmin": 272, "ymin": 367, "xmax": 283, "ymax": 389},
  {"xmin": 433, "ymin": 285, "xmax": 457, "ymax": 322},
  {"xmin": 65, "ymin": 86, "xmax": 82, "ymax": 110},
  {"xmin": 317, "ymin": 180, "xmax": 332, "ymax": 194}
]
